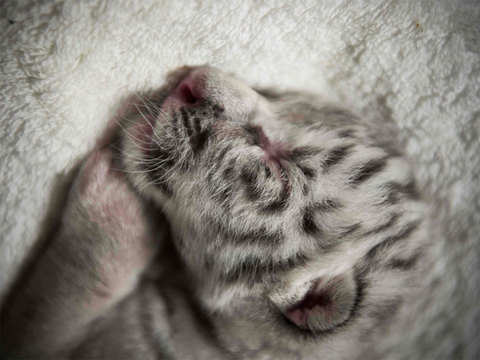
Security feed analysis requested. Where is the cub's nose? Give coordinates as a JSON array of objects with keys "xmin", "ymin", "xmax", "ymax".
[
  {"xmin": 163, "ymin": 66, "xmax": 259, "ymax": 121},
  {"xmin": 170, "ymin": 68, "xmax": 205, "ymax": 105}
]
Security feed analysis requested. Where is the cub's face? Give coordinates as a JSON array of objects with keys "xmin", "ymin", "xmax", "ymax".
[{"xmin": 121, "ymin": 66, "xmax": 427, "ymax": 341}]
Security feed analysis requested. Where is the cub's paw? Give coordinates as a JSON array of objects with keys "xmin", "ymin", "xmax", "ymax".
[{"xmin": 68, "ymin": 148, "xmax": 162, "ymax": 262}]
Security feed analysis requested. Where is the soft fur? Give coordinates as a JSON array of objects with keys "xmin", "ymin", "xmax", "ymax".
[
  {"xmin": 0, "ymin": 1, "xmax": 479, "ymax": 359},
  {"xmin": 0, "ymin": 66, "xmax": 477, "ymax": 359}
]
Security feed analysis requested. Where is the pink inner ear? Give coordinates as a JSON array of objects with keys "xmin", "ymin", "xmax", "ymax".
[
  {"xmin": 281, "ymin": 273, "xmax": 356, "ymax": 331},
  {"xmin": 285, "ymin": 280, "xmax": 334, "ymax": 328}
]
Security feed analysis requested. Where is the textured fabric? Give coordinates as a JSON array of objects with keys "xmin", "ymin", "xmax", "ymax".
[{"xmin": 0, "ymin": 0, "xmax": 478, "ymax": 316}]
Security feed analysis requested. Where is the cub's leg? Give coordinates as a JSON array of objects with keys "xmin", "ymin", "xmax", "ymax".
[{"xmin": 1, "ymin": 148, "xmax": 164, "ymax": 357}]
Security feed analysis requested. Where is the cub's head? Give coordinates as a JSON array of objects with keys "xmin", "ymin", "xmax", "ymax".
[{"xmin": 121, "ymin": 66, "xmax": 428, "ymax": 339}]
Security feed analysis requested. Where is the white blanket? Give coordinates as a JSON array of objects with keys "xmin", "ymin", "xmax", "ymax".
[{"xmin": 1, "ymin": 0, "xmax": 479, "ymax": 311}]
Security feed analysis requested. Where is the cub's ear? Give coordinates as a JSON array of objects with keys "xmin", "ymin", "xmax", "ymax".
[{"xmin": 269, "ymin": 271, "xmax": 358, "ymax": 332}]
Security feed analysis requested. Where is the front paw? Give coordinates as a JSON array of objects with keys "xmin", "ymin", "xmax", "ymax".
[
  {"xmin": 67, "ymin": 148, "xmax": 163, "ymax": 267},
  {"xmin": 74, "ymin": 149, "xmax": 138, "ymax": 226}
]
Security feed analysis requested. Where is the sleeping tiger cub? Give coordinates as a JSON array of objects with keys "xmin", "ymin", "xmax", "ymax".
[{"xmin": 1, "ymin": 66, "xmax": 438, "ymax": 359}]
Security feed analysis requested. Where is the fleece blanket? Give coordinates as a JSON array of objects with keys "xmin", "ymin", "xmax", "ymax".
[{"xmin": 0, "ymin": 0, "xmax": 479, "ymax": 312}]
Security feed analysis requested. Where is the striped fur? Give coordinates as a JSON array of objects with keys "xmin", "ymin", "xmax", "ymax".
[
  {"xmin": 121, "ymin": 66, "xmax": 431, "ymax": 351},
  {"xmin": 1, "ymin": 66, "xmax": 437, "ymax": 360}
]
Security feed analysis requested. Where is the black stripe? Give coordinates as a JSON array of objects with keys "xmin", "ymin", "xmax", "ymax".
[
  {"xmin": 244, "ymin": 124, "xmax": 261, "ymax": 146},
  {"xmin": 145, "ymin": 147, "xmax": 166, "ymax": 167},
  {"xmin": 312, "ymin": 198, "xmax": 342, "ymax": 212},
  {"xmin": 290, "ymin": 146, "xmax": 323, "ymax": 162},
  {"xmin": 261, "ymin": 186, "xmax": 290, "ymax": 213},
  {"xmin": 348, "ymin": 269, "xmax": 367, "ymax": 328},
  {"xmin": 221, "ymin": 257, "xmax": 262, "ymax": 285},
  {"xmin": 207, "ymin": 217, "xmax": 284, "ymax": 247},
  {"xmin": 170, "ymin": 112, "xmax": 180, "ymax": 138},
  {"xmin": 180, "ymin": 108, "xmax": 193, "ymax": 138},
  {"xmin": 366, "ymin": 220, "xmax": 421, "ymax": 260},
  {"xmin": 264, "ymin": 164, "xmax": 272, "ymax": 178},
  {"xmin": 240, "ymin": 164, "xmax": 257, "ymax": 183},
  {"xmin": 368, "ymin": 297, "xmax": 403, "ymax": 326},
  {"xmin": 206, "ymin": 145, "xmax": 230, "ymax": 182},
  {"xmin": 363, "ymin": 213, "xmax": 401, "ymax": 236},
  {"xmin": 254, "ymin": 88, "xmax": 285, "ymax": 100},
  {"xmin": 339, "ymin": 223, "xmax": 361, "ymax": 237},
  {"xmin": 298, "ymin": 164, "xmax": 316, "ymax": 179},
  {"xmin": 349, "ymin": 158, "xmax": 387, "ymax": 185},
  {"xmin": 152, "ymin": 148, "xmax": 175, "ymax": 169},
  {"xmin": 190, "ymin": 128, "xmax": 210, "ymax": 154},
  {"xmin": 338, "ymin": 129, "xmax": 356, "ymax": 138},
  {"xmin": 230, "ymin": 227, "xmax": 284, "ymax": 246},
  {"xmin": 387, "ymin": 252, "xmax": 422, "ymax": 271},
  {"xmin": 215, "ymin": 145, "xmax": 231, "ymax": 166},
  {"xmin": 301, "ymin": 205, "xmax": 322, "ymax": 236},
  {"xmin": 382, "ymin": 180, "xmax": 419, "ymax": 204},
  {"xmin": 322, "ymin": 144, "xmax": 354, "ymax": 172},
  {"xmin": 241, "ymin": 165, "xmax": 260, "ymax": 200},
  {"xmin": 302, "ymin": 183, "xmax": 309, "ymax": 195},
  {"xmin": 193, "ymin": 116, "xmax": 202, "ymax": 134},
  {"xmin": 221, "ymin": 253, "xmax": 308, "ymax": 285},
  {"xmin": 222, "ymin": 158, "xmax": 236, "ymax": 181},
  {"xmin": 278, "ymin": 165, "xmax": 288, "ymax": 182}
]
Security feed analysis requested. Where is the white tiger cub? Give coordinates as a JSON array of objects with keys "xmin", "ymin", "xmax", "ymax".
[{"xmin": 1, "ymin": 66, "xmax": 454, "ymax": 359}]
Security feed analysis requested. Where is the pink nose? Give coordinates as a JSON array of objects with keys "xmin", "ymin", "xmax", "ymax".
[{"xmin": 166, "ymin": 68, "xmax": 206, "ymax": 109}]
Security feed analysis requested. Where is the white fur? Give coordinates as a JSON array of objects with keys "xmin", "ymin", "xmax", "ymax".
[{"xmin": 1, "ymin": 1, "xmax": 479, "ymax": 359}]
